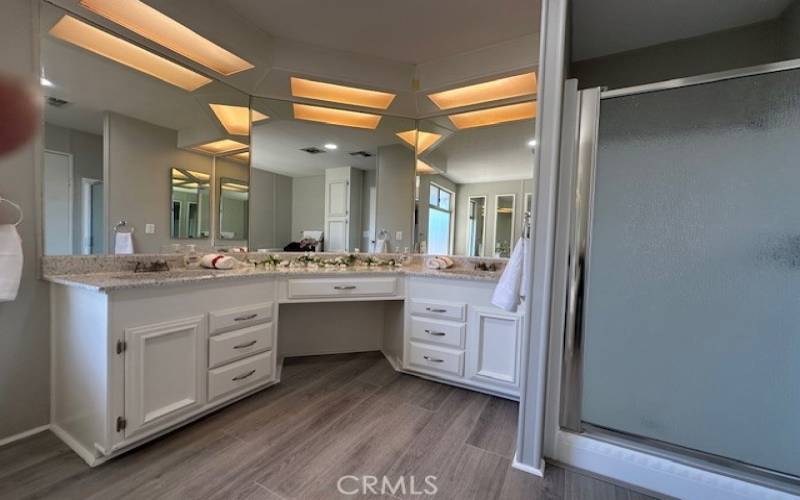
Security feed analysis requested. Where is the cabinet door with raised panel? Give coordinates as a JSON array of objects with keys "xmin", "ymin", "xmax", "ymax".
[
  {"xmin": 326, "ymin": 179, "xmax": 349, "ymax": 218},
  {"xmin": 466, "ymin": 307, "xmax": 523, "ymax": 393},
  {"xmin": 123, "ymin": 316, "xmax": 206, "ymax": 438}
]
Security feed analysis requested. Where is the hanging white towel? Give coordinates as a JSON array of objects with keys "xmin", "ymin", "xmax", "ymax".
[
  {"xmin": 0, "ymin": 225, "xmax": 23, "ymax": 302},
  {"xmin": 200, "ymin": 254, "xmax": 236, "ymax": 270},
  {"xmin": 114, "ymin": 232, "xmax": 134, "ymax": 255},
  {"xmin": 491, "ymin": 237, "xmax": 528, "ymax": 312}
]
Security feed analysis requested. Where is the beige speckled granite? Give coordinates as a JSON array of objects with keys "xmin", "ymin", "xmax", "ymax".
[{"xmin": 42, "ymin": 253, "xmax": 506, "ymax": 292}]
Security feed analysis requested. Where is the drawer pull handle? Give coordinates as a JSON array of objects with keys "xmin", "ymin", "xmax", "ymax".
[
  {"xmin": 232, "ymin": 369, "xmax": 256, "ymax": 381},
  {"xmin": 425, "ymin": 329, "xmax": 446, "ymax": 337},
  {"xmin": 423, "ymin": 356, "xmax": 444, "ymax": 363},
  {"xmin": 333, "ymin": 285, "xmax": 357, "ymax": 290},
  {"xmin": 233, "ymin": 340, "xmax": 258, "ymax": 349},
  {"xmin": 234, "ymin": 313, "xmax": 258, "ymax": 322},
  {"xmin": 426, "ymin": 307, "xmax": 447, "ymax": 313}
]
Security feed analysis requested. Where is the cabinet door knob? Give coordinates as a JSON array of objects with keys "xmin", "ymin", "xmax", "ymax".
[
  {"xmin": 232, "ymin": 369, "xmax": 256, "ymax": 381},
  {"xmin": 423, "ymin": 355, "xmax": 444, "ymax": 363},
  {"xmin": 233, "ymin": 340, "xmax": 258, "ymax": 349}
]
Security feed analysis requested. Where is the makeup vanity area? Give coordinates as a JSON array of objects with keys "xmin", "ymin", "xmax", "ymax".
[{"xmin": 38, "ymin": 0, "xmax": 537, "ymax": 467}]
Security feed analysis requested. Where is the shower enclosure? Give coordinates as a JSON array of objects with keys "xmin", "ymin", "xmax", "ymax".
[{"xmin": 558, "ymin": 62, "xmax": 800, "ymax": 490}]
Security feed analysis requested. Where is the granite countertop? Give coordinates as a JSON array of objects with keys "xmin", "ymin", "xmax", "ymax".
[{"xmin": 44, "ymin": 263, "xmax": 502, "ymax": 292}]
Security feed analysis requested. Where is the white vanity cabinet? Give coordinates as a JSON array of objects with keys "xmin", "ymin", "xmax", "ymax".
[
  {"xmin": 50, "ymin": 278, "xmax": 277, "ymax": 466},
  {"xmin": 403, "ymin": 276, "xmax": 524, "ymax": 399}
]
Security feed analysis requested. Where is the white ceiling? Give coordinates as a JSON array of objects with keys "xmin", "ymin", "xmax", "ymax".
[
  {"xmin": 572, "ymin": 0, "xmax": 795, "ymax": 61},
  {"xmin": 225, "ymin": 0, "xmax": 541, "ymax": 64},
  {"xmin": 428, "ymin": 119, "xmax": 536, "ymax": 184}
]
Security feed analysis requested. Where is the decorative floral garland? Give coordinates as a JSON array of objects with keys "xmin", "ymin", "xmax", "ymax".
[{"xmin": 248, "ymin": 253, "xmax": 401, "ymax": 270}]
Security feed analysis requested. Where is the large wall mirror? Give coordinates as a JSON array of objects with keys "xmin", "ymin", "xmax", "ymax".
[
  {"xmin": 248, "ymin": 97, "xmax": 415, "ymax": 253},
  {"xmin": 40, "ymin": 3, "xmax": 250, "ymax": 255},
  {"xmin": 413, "ymin": 107, "xmax": 535, "ymax": 258}
]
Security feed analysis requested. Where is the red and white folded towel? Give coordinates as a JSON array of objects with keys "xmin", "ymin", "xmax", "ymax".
[
  {"xmin": 200, "ymin": 254, "xmax": 236, "ymax": 270},
  {"xmin": 425, "ymin": 256, "xmax": 453, "ymax": 270}
]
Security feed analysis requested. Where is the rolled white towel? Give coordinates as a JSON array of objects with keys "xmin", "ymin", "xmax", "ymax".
[
  {"xmin": 491, "ymin": 238, "xmax": 526, "ymax": 311},
  {"xmin": 0, "ymin": 225, "xmax": 23, "ymax": 302},
  {"xmin": 200, "ymin": 254, "xmax": 236, "ymax": 270}
]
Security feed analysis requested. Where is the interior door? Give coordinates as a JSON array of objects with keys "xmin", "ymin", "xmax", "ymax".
[
  {"xmin": 124, "ymin": 316, "xmax": 205, "ymax": 438},
  {"xmin": 43, "ymin": 150, "xmax": 73, "ymax": 255},
  {"xmin": 326, "ymin": 179, "xmax": 349, "ymax": 218},
  {"xmin": 326, "ymin": 220, "xmax": 347, "ymax": 252}
]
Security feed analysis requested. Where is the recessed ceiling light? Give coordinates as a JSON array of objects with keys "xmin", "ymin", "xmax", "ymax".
[
  {"xmin": 396, "ymin": 130, "xmax": 442, "ymax": 154},
  {"xmin": 416, "ymin": 159, "xmax": 436, "ymax": 174},
  {"xmin": 293, "ymin": 103, "xmax": 382, "ymax": 130},
  {"xmin": 428, "ymin": 72, "xmax": 537, "ymax": 110},
  {"xmin": 209, "ymin": 104, "xmax": 268, "ymax": 136},
  {"xmin": 192, "ymin": 139, "xmax": 248, "ymax": 155},
  {"xmin": 49, "ymin": 15, "xmax": 211, "ymax": 91},
  {"xmin": 290, "ymin": 77, "xmax": 396, "ymax": 110},
  {"xmin": 80, "ymin": 0, "xmax": 254, "ymax": 76},
  {"xmin": 448, "ymin": 101, "xmax": 537, "ymax": 130},
  {"xmin": 225, "ymin": 151, "xmax": 250, "ymax": 163},
  {"xmin": 324, "ymin": 143, "xmax": 338, "ymax": 150},
  {"xmin": 527, "ymin": 139, "xmax": 537, "ymax": 147}
]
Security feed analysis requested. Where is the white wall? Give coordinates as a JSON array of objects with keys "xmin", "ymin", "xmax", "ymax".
[
  {"xmin": 375, "ymin": 145, "xmax": 415, "ymax": 252},
  {"xmin": 0, "ymin": 0, "xmax": 50, "ymax": 441}
]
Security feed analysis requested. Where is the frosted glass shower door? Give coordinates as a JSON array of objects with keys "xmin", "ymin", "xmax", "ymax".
[{"xmin": 580, "ymin": 68, "xmax": 800, "ymax": 478}]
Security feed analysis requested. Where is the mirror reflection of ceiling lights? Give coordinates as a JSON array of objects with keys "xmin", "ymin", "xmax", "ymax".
[
  {"xmin": 49, "ymin": 15, "xmax": 212, "ymax": 91},
  {"xmin": 448, "ymin": 101, "xmax": 537, "ymax": 129},
  {"xmin": 209, "ymin": 104, "xmax": 268, "ymax": 136},
  {"xmin": 292, "ymin": 103, "xmax": 382, "ymax": 130},
  {"xmin": 192, "ymin": 139, "xmax": 248, "ymax": 155},
  {"xmin": 290, "ymin": 77, "xmax": 396, "ymax": 110},
  {"xmin": 79, "ymin": 0, "xmax": 254, "ymax": 76},
  {"xmin": 396, "ymin": 130, "xmax": 442, "ymax": 154},
  {"xmin": 427, "ymin": 72, "xmax": 537, "ymax": 110}
]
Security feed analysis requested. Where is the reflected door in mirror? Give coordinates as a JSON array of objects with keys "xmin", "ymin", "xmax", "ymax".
[
  {"xmin": 219, "ymin": 178, "xmax": 249, "ymax": 242},
  {"xmin": 467, "ymin": 196, "xmax": 486, "ymax": 257},
  {"xmin": 170, "ymin": 169, "xmax": 210, "ymax": 240},
  {"xmin": 494, "ymin": 194, "xmax": 515, "ymax": 258}
]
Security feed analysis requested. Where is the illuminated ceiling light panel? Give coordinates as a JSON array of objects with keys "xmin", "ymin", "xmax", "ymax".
[
  {"xmin": 416, "ymin": 159, "xmax": 436, "ymax": 174},
  {"xmin": 226, "ymin": 151, "xmax": 250, "ymax": 163},
  {"xmin": 80, "ymin": 0, "xmax": 254, "ymax": 76},
  {"xmin": 192, "ymin": 139, "xmax": 248, "ymax": 155},
  {"xmin": 49, "ymin": 15, "xmax": 211, "ymax": 91},
  {"xmin": 293, "ymin": 103, "xmax": 382, "ymax": 130},
  {"xmin": 428, "ymin": 72, "xmax": 537, "ymax": 110},
  {"xmin": 448, "ymin": 101, "xmax": 537, "ymax": 130},
  {"xmin": 209, "ymin": 104, "xmax": 268, "ymax": 136},
  {"xmin": 290, "ymin": 77, "xmax": 395, "ymax": 110},
  {"xmin": 396, "ymin": 130, "xmax": 442, "ymax": 154}
]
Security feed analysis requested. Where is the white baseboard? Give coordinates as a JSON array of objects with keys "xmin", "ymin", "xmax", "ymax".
[
  {"xmin": 0, "ymin": 425, "xmax": 50, "ymax": 448},
  {"xmin": 50, "ymin": 424, "xmax": 105, "ymax": 467},
  {"xmin": 512, "ymin": 453, "xmax": 545, "ymax": 477}
]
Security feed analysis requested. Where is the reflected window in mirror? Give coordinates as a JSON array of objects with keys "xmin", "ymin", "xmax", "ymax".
[
  {"xmin": 494, "ymin": 194, "xmax": 515, "ymax": 258},
  {"xmin": 219, "ymin": 178, "xmax": 249, "ymax": 241},
  {"xmin": 427, "ymin": 183, "xmax": 454, "ymax": 255},
  {"xmin": 170, "ymin": 168, "xmax": 210, "ymax": 240},
  {"xmin": 467, "ymin": 196, "xmax": 486, "ymax": 257}
]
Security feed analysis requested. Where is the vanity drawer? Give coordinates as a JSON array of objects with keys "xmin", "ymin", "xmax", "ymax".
[
  {"xmin": 208, "ymin": 322, "xmax": 273, "ymax": 369},
  {"xmin": 209, "ymin": 302, "xmax": 273, "ymax": 334},
  {"xmin": 410, "ymin": 317, "xmax": 465, "ymax": 349},
  {"xmin": 409, "ymin": 299, "xmax": 466, "ymax": 322},
  {"xmin": 208, "ymin": 351, "xmax": 273, "ymax": 401},
  {"xmin": 286, "ymin": 277, "xmax": 397, "ymax": 299},
  {"xmin": 408, "ymin": 342, "xmax": 464, "ymax": 377}
]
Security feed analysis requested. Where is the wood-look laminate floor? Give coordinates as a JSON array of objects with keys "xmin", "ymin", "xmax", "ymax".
[{"xmin": 0, "ymin": 352, "xmax": 660, "ymax": 500}]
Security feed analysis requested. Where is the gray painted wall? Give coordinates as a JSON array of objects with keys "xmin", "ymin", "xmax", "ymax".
[
  {"xmin": 290, "ymin": 175, "xmax": 324, "ymax": 241},
  {"xmin": 375, "ymin": 145, "xmax": 415, "ymax": 253},
  {"xmin": 572, "ymin": 1, "xmax": 800, "ymax": 90},
  {"xmin": 249, "ymin": 168, "xmax": 293, "ymax": 251},
  {"xmin": 44, "ymin": 123, "xmax": 103, "ymax": 254},
  {"xmin": 105, "ymin": 112, "xmax": 216, "ymax": 254},
  {"xmin": 0, "ymin": 0, "xmax": 50, "ymax": 441},
  {"xmin": 215, "ymin": 158, "xmax": 249, "ymax": 248},
  {"xmin": 360, "ymin": 170, "xmax": 376, "ymax": 251}
]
